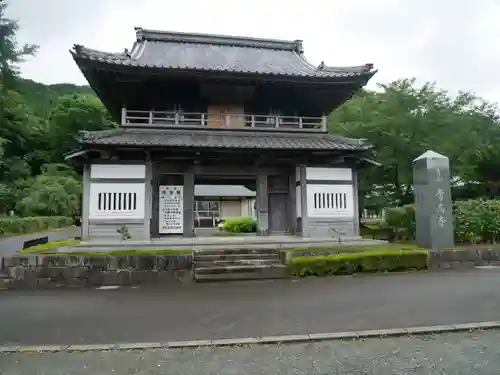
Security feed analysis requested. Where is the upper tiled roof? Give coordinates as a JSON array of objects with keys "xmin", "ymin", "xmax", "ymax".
[
  {"xmin": 195, "ymin": 185, "xmax": 256, "ymax": 197},
  {"xmin": 77, "ymin": 128, "xmax": 369, "ymax": 151},
  {"xmin": 71, "ymin": 28, "xmax": 376, "ymax": 79}
]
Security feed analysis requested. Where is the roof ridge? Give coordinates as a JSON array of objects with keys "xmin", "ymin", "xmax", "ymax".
[
  {"xmin": 134, "ymin": 27, "xmax": 303, "ymax": 52},
  {"xmin": 71, "ymin": 44, "xmax": 131, "ymax": 60},
  {"xmin": 317, "ymin": 62, "xmax": 376, "ymax": 74},
  {"xmin": 77, "ymin": 128, "xmax": 125, "ymax": 142}
]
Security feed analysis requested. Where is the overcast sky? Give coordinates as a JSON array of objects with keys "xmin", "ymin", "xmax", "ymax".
[{"xmin": 6, "ymin": 0, "xmax": 500, "ymax": 104}]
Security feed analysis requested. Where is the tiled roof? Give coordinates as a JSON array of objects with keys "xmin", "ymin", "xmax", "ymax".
[
  {"xmin": 77, "ymin": 128, "xmax": 369, "ymax": 151},
  {"xmin": 195, "ymin": 185, "xmax": 256, "ymax": 197},
  {"xmin": 71, "ymin": 28, "xmax": 376, "ymax": 79}
]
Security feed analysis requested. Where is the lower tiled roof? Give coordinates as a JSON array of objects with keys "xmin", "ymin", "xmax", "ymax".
[{"xmin": 77, "ymin": 128, "xmax": 368, "ymax": 151}]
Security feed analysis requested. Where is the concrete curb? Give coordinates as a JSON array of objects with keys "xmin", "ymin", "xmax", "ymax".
[{"xmin": 1, "ymin": 321, "xmax": 499, "ymax": 354}]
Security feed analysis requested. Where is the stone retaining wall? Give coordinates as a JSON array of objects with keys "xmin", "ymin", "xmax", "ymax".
[
  {"xmin": 0, "ymin": 254, "xmax": 193, "ymax": 290},
  {"xmin": 2, "ymin": 247, "xmax": 499, "ymax": 290},
  {"xmin": 428, "ymin": 247, "xmax": 500, "ymax": 270}
]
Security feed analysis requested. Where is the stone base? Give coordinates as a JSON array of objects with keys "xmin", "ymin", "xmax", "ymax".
[{"xmin": 0, "ymin": 254, "xmax": 193, "ymax": 290}]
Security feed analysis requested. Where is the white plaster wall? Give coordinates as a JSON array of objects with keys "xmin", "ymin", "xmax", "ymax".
[
  {"xmin": 306, "ymin": 184, "xmax": 354, "ymax": 218},
  {"xmin": 240, "ymin": 199, "xmax": 256, "ymax": 217},
  {"xmin": 90, "ymin": 164, "xmax": 146, "ymax": 179},
  {"xmin": 221, "ymin": 200, "xmax": 242, "ymax": 218},
  {"xmin": 89, "ymin": 182, "xmax": 146, "ymax": 220},
  {"xmin": 306, "ymin": 167, "xmax": 352, "ymax": 181}
]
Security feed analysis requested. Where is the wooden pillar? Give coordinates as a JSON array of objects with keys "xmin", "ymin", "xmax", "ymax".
[
  {"xmin": 256, "ymin": 173, "xmax": 269, "ymax": 236},
  {"xmin": 81, "ymin": 164, "xmax": 90, "ymax": 240},
  {"xmin": 150, "ymin": 163, "xmax": 160, "ymax": 238},
  {"xmin": 288, "ymin": 171, "xmax": 297, "ymax": 235},
  {"xmin": 143, "ymin": 155, "xmax": 153, "ymax": 240},
  {"xmin": 299, "ymin": 165, "xmax": 309, "ymax": 237},
  {"xmin": 183, "ymin": 172, "xmax": 195, "ymax": 237}
]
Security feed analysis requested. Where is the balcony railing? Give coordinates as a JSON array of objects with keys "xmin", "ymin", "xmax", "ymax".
[{"xmin": 121, "ymin": 109, "xmax": 327, "ymax": 132}]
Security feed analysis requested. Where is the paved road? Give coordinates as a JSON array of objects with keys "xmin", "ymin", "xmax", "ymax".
[
  {"xmin": 3, "ymin": 330, "xmax": 500, "ymax": 374},
  {"xmin": 0, "ymin": 227, "xmax": 80, "ymax": 257},
  {"xmin": 1, "ymin": 269, "xmax": 500, "ymax": 346}
]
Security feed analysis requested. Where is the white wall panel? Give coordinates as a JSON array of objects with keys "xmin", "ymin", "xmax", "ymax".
[
  {"xmin": 306, "ymin": 184, "xmax": 354, "ymax": 218},
  {"xmin": 90, "ymin": 164, "xmax": 146, "ymax": 179},
  {"xmin": 89, "ymin": 182, "xmax": 145, "ymax": 220},
  {"xmin": 306, "ymin": 167, "xmax": 352, "ymax": 181}
]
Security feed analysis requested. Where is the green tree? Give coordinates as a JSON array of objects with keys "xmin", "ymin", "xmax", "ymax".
[
  {"xmin": 47, "ymin": 94, "xmax": 116, "ymax": 159},
  {"xmin": 330, "ymin": 78, "xmax": 500, "ymax": 207},
  {"xmin": 0, "ymin": 1, "xmax": 38, "ymax": 88},
  {"xmin": 15, "ymin": 163, "xmax": 82, "ymax": 217}
]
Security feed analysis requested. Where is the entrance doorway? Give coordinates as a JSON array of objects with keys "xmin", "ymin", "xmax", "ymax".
[{"xmin": 267, "ymin": 175, "xmax": 290, "ymax": 234}]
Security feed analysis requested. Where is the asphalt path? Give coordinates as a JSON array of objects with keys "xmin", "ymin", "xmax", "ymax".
[
  {"xmin": 0, "ymin": 227, "xmax": 80, "ymax": 257},
  {"xmin": 1, "ymin": 269, "xmax": 500, "ymax": 346},
  {"xmin": 3, "ymin": 330, "xmax": 500, "ymax": 374}
]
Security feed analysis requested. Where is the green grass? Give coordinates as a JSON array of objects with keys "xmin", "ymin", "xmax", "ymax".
[
  {"xmin": 19, "ymin": 239, "xmax": 81, "ymax": 253},
  {"xmin": 56, "ymin": 249, "xmax": 193, "ymax": 256},
  {"xmin": 281, "ymin": 243, "xmax": 424, "ymax": 252},
  {"xmin": 289, "ymin": 249, "xmax": 429, "ymax": 277},
  {"xmin": 20, "ymin": 246, "xmax": 193, "ymax": 256},
  {"xmin": 19, "ymin": 238, "xmax": 425, "ymax": 257}
]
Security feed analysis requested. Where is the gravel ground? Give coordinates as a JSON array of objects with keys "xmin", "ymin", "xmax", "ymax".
[{"xmin": 2, "ymin": 330, "xmax": 500, "ymax": 375}]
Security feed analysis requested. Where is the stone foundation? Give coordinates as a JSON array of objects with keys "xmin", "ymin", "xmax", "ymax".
[
  {"xmin": 427, "ymin": 247, "xmax": 500, "ymax": 270},
  {"xmin": 2, "ymin": 247, "xmax": 500, "ymax": 290},
  {"xmin": 0, "ymin": 254, "xmax": 193, "ymax": 290}
]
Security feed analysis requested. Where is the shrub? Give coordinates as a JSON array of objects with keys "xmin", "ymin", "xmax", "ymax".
[
  {"xmin": 0, "ymin": 216, "xmax": 74, "ymax": 236},
  {"xmin": 384, "ymin": 204, "xmax": 415, "ymax": 240},
  {"xmin": 288, "ymin": 250, "xmax": 428, "ymax": 277},
  {"xmin": 454, "ymin": 199, "xmax": 500, "ymax": 244},
  {"xmin": 222, "ymin": 217, "xmax": 257, "ymax": 233}
]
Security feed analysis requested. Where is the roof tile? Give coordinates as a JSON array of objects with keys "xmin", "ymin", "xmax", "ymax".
[
  {"xmin": 71, "ymin": 28, "xmax": 376, "ymax": 79},
  {"xmin": 78, "ymin": 128, "xmax": 368, "ymax": 151}
]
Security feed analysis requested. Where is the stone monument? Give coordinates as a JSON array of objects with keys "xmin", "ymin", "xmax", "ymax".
[{"xmin": 413, "ymin": 150, "xmax": 454, "ymax": 250}]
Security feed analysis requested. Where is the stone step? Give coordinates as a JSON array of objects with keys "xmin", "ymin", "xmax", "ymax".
[
  {"xmin": 193, "ymin": 248, "xmax": 279, "ymax": 256},
  {"xmin": 193, "ymin": 253, "xmax": 280, "ymax": 262},
  {"xmin": 194, "ymin": 259, "xmax": 282, "ymax": 268},
  {"xmin": 195, "ymin": 272, "xmax": 288, "ymax": 281},
  {"xmin": 195, "ymin": 264, "xmax": 287, "ymax": 275},
  {"xmin": 195, "ymin": 265, "xmax": 288, "ymax": 281}
]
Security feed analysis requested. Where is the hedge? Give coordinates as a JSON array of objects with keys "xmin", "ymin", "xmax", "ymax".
[
  {"xmin": 222, "ymin": 217, "xmax": 257, "ymax": 233},
  {"xmin": 289, "ymin": 250, "xmax": 428, "ymax": 277},
  {"xmin": 454, "ymin": 199, "xmax": 500, "ymax": 244},
  {"xmin": 384, "ymin": 204, "xmax": 415, "ymax": 241},
  {"xmin": 383, "ymin": 199, "xmax": 500, "ymax": 244},
  {"xmin": 0, "ymin": 216, "xmax": 74, "ymax": 236}
]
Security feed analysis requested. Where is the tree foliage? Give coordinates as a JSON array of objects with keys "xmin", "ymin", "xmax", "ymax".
[
  {"xmin": 329, "ymin": 78, "xmax": 500, "ymax": 208},
  {"xmin": 1, "ymin": 1, "xmax": 500, "ymax": 219},
  {"xmin": 0, "ymin": 2, "xmax": 115, "ymax": 215}
]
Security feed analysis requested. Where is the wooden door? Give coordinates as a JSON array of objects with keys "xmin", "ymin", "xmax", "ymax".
[
  {"xmin": 269, "ymin": 193, "xmax": 289, "ymax": 234},
  {"xmin": 207, "ymin": 105, "xmax": 226, "ymax": 127}
]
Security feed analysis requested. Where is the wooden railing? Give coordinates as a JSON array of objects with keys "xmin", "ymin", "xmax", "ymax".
[{"xmin": 121, "ymin": 109, "xmax": 327, "ymax": 132}]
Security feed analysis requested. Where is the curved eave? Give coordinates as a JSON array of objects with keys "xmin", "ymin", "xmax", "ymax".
[
  {"xmin": 72, "ymin": 57, "xmax": 375, "ymax": 87},
  {"xmin": 70, "ymin": 43, "xmax": 376, "ymax": 85}
]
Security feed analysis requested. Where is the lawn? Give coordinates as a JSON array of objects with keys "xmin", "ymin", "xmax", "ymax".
[
  {"xmin": 281, "ymin": 242, "xmax": 424, "ymax": 252},
  {"xmin": 19, "ymin": 239, "xmax": 81, "ymax": 253},
  {"xmin": 18, "ymin": 239, "xmax": 425, "ymax": 257}
]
